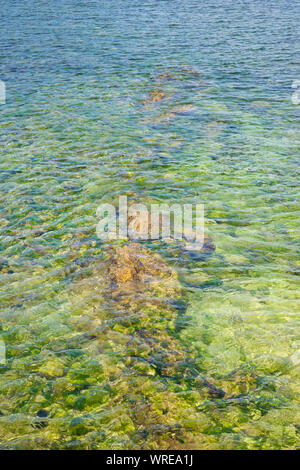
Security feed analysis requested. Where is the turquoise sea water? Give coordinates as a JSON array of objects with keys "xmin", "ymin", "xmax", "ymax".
[{"xmin": 0, "ymin": 0, "xmax": 300, "ymax": 449}]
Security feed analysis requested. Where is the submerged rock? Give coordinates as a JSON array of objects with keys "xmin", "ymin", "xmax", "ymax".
[
  {"xmin": 144, "ymin": 91, "xmax": 166, "ymax": 104},
  {"xmin": 103, "ymin": 242, "xmax": 181, "ymax": 304},
  {"xmin": 206, "ymin": 120, "xmax": 228, "ymax": 138},
  {"xmin": 154, "ymin": 66, "xmax": 201, "ymax": 82},
  {"xmin": 180, "ymin": 65, "xmax": 202, "ymax": 77},
  {"xmin": 251, "ymin": 100, "xmax": 271, "ymax": 109},
  {"xmin": 69, "ymin": 240, "xmax": 224, "ymax": 448},
  {"xmin": 151, "ymin": 111, "xmax": 177, "ymax": 125},
  {"xmin": 148, "ymin": 105, "xmax": 198, "ymax": 126},
  {"xmin": 125, "ymin": 206, "xmax": 215, "ymax": 259},
  {"xmin": 157, "ymin": 72, "xmax": 173, "ymax": 81},
  {"xmin": 170, "ymin": 105, "xmax": 198, "ymax": 115}
]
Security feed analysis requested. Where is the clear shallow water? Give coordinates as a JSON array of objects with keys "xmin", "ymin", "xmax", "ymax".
[{"xmin": 0, "ymin": 0, "xmax": 300, "ymax": 450}]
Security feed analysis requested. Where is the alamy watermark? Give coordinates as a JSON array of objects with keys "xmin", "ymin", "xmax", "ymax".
[
  {"xmin": 0, "ymin": 80, "xmax": 6, "ymax": 104},
  {"xmin": 96, "ymin": 196, "xmax": 205, "ymax": 250},
  {"xmin": 0, "ymin": 338, "xmax": 5, "ymax": 365},
  {"xmin": 291, "ymin": 80, "xmax": 300, "ymax": 105}
]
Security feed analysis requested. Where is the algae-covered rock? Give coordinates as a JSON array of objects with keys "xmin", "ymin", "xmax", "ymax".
[
  {"xmin": 38, "ymin": 355, "xmax": 65, "ymax": 378},
  {"xmin": 66, "ymin": 240, "xmax": 227, "ymax": 448}
]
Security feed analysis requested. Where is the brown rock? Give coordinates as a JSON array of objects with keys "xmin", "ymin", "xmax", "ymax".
[{"xmin": 145, "ymin": 91, "xmax": 165, "ymax": 104}]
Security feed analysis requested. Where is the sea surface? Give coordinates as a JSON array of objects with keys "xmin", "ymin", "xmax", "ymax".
[{"xmin": 0, "ymin": 0, "xmax": 300, "ymax": 449}]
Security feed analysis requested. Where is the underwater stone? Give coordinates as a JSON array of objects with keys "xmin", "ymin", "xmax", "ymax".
[
  {"xmin": 170, "ymin": 105, "xmax": 198, "ymax": 115},
  {"xmin": 144, "ymin": 91, "xmax": 165, "ymax": 104}
]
